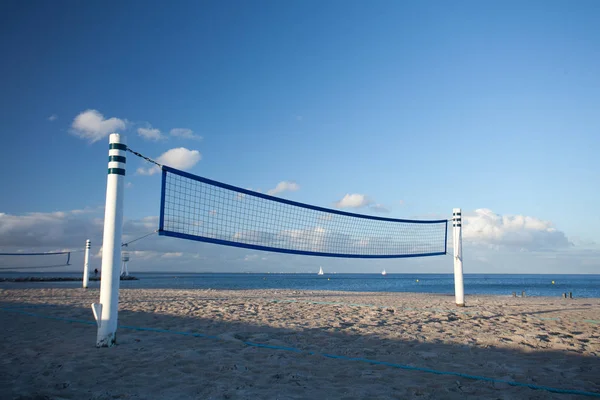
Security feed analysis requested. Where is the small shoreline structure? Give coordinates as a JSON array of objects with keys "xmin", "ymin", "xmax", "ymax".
[{"xmin": 0, "ymin": 275, "xmax": 139, "ymax": 283}]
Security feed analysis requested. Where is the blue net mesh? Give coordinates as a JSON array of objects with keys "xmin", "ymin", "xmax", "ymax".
[
  {"xmin": 159, "ymin": 166, "xmax": 447, "ymax": 258},
  {"xmin": 0, "ymin": 251, "xmax": 71, "ymax": 269}
]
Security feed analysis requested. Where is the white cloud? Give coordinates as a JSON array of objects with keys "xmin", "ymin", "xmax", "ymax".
[
  {"xmin": 70, "ymin": 206, "xmax": 103, "ymax": 215},
  {"xmin": 137, "ymin": 126, "xmax": 164, "ymax": 141},
  {"xmin": 2, "ymin": 207, "xmax": 599, "ymax": 274},
  {"xmin": 170, "ymin": 128, "xmax": 201, "ymax": 140},
  {"xmin": 137, "ymin": 147, "xmax": 201, "ymax": 176},
  {"xmin": 267, "ymin": 181, "xmax": 300, "ymax": 196},
  {"xmin": 334, "ymin": 194, "xmax": 372, "ymax": 209},
  {"xmin": 232, "ymin": 230, "xmax": 278, "ymax": 244},
  {"xmin": 280, "ymin": 226, "xmax": 330, "ymax": 253},
  {"xmin": 137, "ymin": 167, "xmax": 160, "ymax": 176},
  {"xmin": 71, "ymin": 109, "xmax": 127, "ymax": 143},
  {"xmin": 123, "ymin": 216, "xmax": 159, "ymax": 233},
  {"xmin": 127, "ymin": 250, "xmax": 157, "ymax": 260},
  {"xmin": 48, "ymin": 114, "xmax": 58, "ymax": 121},
  {"xmin": 462, "ymin": 209, "xmax": 571, "ymax": 251},
  {"xmin": 0, "ymin": 210, "xmax": 103, "ymax": 248},
  {"xmin": 162, "ymin": 252, "xmax": 183, "ymax": 258}
]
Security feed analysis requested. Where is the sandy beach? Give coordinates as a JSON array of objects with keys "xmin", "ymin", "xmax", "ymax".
[{"xmin": 1, "ymin": 288, "xmax": 599, "ymax": 399}]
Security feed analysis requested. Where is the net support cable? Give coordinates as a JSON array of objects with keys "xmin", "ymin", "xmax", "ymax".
[{"xmin": 122, "ymin": 230, "xmax": 158, "ymax": 248}]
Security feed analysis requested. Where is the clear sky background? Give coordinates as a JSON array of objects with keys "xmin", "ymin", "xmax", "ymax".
[{"xmin": 0, "ymin": 0, "xmax": 598, "ymax": 274}]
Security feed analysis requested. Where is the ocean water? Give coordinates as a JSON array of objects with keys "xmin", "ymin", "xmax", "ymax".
[{"xmin": 1, "ymin": 272, "xmax": 599, "ymax": 298}]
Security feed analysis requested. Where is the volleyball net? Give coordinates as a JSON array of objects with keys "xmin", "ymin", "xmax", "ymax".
[
  {"xmin": 93, "ymin": 134, "xmax": 461, "ymax": 346},
  {"xmin": 158, "ymin": 166, "xmax": 448, "ymax": 258},
  {"xmin": 0, "ymin": 251, "xmax": 72, "ymax": 270}
]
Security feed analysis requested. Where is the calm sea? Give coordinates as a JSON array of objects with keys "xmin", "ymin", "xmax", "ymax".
[{"xmin": 1, "ymin": 272, "xmax": 599, "ymax": 298}]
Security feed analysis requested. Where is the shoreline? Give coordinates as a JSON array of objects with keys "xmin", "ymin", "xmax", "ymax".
[
  {"xmin": 0, "ymin": 275, "xmax": 139, "ymax": 282},
  {"xmin": 0, "ymin": 279, "xmax": 596, "ymax": 299}
]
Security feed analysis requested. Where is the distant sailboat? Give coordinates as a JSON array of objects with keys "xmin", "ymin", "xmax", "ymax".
[
  {"xmin": 381, "ymin": 269, "xmax": 387, "ymax": 276},
  {"xmin": 318, "ymin": 266, "xmax": 324, "ymax": 275}
]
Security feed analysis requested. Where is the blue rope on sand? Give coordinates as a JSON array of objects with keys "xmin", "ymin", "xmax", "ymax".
[{"xmin": 1, "ymin": 306, "xmax": 599, "ymax": 398}]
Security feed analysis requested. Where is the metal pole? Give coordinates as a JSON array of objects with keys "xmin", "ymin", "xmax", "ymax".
[
  {"xmin": 92, "ymin": 133, "xmax": 126, "ymax": 347},
  {"xmin": 453, "ymin": 208, "xmax": 465, "ymax": 307},
  {"xmin": 83, "ymin": 239, "xmax": 91, "ymax": 288}
]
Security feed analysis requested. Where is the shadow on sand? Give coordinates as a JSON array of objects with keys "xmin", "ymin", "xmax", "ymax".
[{"xmin": 0, "ymin": 288, "xmax": 599, "ymax": 400}]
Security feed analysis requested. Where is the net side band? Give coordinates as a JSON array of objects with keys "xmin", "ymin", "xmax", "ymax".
[{"xmin": 159, "ymin": 230, "xmax": 447, "ymax": 259}]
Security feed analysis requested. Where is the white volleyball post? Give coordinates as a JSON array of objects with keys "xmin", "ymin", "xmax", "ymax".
[
  {"xmin": 82, "ymin": 239, "xmax": 91, "ymax": 288},
  {"xmin": 92, "ymin": 133, "xmax": 126, "ymax": 347},
  {"xmin": 453, "ymin": 208, "xmax": 465, "ymax": 307}
]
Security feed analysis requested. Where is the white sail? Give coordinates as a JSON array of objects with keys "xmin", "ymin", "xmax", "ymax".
[
  {"xmin": 318, "ymin": 266, "xmax": 324, "ymax": 275},
  {"xmin": 381, "ymin": 269, "xmax": 387, "ymax": 276}
]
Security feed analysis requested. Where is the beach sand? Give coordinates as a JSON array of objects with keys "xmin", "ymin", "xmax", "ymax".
[{"xmin": 1, "ymin": 287, "xmax": 599, "ymax": 399}]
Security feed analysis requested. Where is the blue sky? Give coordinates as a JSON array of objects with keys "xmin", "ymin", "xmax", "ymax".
[{"xmin": 0, "ymin": 0, "xmax": 599, "ymax": 273}]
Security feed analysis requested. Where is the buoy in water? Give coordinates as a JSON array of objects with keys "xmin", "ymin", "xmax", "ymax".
[
  {"xmin": 416, "ymin": 279, "xmax": 419, "ymax": 282},
  {"xmin": 552, "ymin": 280, "xmax": 555, "ymax": 284}
]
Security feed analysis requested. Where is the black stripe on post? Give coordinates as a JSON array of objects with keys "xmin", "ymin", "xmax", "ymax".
[
  {"xmin": 109, "ymin": 143, "xmax": 127, "ymax": 151},
  {"xmin": 109, "ymin": 155, "xmax": 126, "ymax": 163},
  {"xmin": 108, "ymin": 168, "xmax": 126, "ymax": 175}
]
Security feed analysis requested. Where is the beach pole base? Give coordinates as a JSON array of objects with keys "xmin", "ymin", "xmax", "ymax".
[
  {"xmin": 96, "ymin": 333, "xmax": 116, "ymax": 348},
  {"xmin": 456, "ymin": 303, "xmax": 465, "ymax": 307}
]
